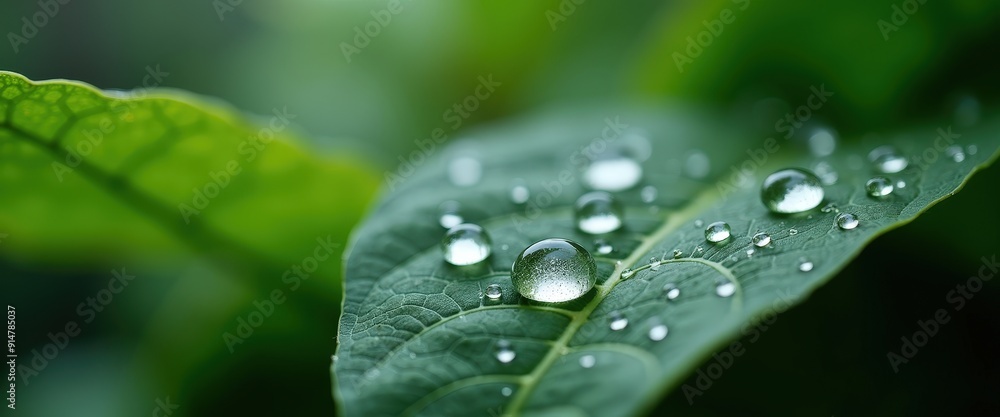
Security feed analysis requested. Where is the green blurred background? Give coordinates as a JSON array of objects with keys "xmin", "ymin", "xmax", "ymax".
[{"xmin": 2, "ymin": 0, "xmax": 999, "ymax": 415}]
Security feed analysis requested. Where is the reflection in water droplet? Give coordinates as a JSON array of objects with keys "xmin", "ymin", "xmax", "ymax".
[
  {"xmin": 438, "ymin": 201, "xmax": 462, "ymax": 229},
  {"xmin": 799, "ymin": 258, "xmax": 814, "ymax": 272},
  {"xmin": 510, "ymin": 180, "xmax": 530, "ymax": 204},
  {"xmin": 705, "ymin": 221, "xmax": 731, "ymax": 243},
  {"xmin": 684, "ymin": 151, "xmax": 711, "ymax": 179},
  {"xmin": 584, "ymin": 153, "xmax": 642, "ymax": 192},
  {"xmin": 752, "ymin": 232, "xmax": 771, "ymax": 248},
  {"xmin": 945, "ymin": 145, "xmax": 966, "ymax": 162},
  {"xmin": 835, "ymin": 213, "xmax": 859, "ymax": 230},
  {"xmin": 608, "ymin": 311, "xmax": 628, "ymax": 331},
  {"xmin": 715, "ymin": 280, "xmax": 736, "ymax": 297},
  {"xmin": 866, "ymin": 177, "xmax": 894, "ymax": 197},
  {"xmin": 648, "ymin": 323, "xmax": 669, "ymax": 341},
  {"xmin": 641, "ymin": 185, "xmax": 658, "ymax": 203},
  {"xmin": 495, "ymin": 340, "xmax": 515, "ymax": 363},
  {"xmin": 448, "ymin": 156, "xmax": 482, "ymax": 187},
  {"xmin": 579, "ymin": 355, "xmax": 596, "ymax": 369},
  {"xmin": 808, "ymin": 128, "xmax": 837, "ymax": 157},
  {"xmin": 761, "ymin": 168, "xmax": 825, "ymax": 214},
  {"xmin": 485, "ymin": 284, "xmax": 502, "ymax": 300},
  {"xmin": 662, "ymin": 283, "xmax": 680, "ymax": 300},
  {"xmin": 511, "ymin": 238, "xmax": 597, "ymax": 303},
  {"xmin": 575, "ymin": 191, "xmax": 624, "ymax": 234},
  {"xmin": 441, "ymin": 224, "xmax": 491, "ymax": 266},
  {"xmin": 869, "ymin": 146, "xmax": 908, "ymax": 174}
]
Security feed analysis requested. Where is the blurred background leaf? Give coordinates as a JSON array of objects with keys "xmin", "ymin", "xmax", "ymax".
[{"xmin": 2, "ymin": 0, "xmax": 999, "ymax": 415}]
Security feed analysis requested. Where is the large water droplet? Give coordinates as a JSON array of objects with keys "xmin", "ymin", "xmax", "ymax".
[
  {"xmin": 608, "ymin": 311, "xmax": 628, "ymax": 331},
  {"xmin": 485, "ymin": 284, "xmax": 502, "ymax": 300},
  {"xmin": 438, "ymin": 201, "xmax": 462, "ymax": 229},
  {"xmin": 648, "ymin": 323, "xmax": 669, "ymax": 341},
  {"xmin": 663, "ymin": 283, "xmax": 680, "ymax": 300},
  {"xmin": 495, "ymin": 340, "xmax": 515, "ymax": 363},
  {"xmin": 761, "ymin": 168, "xmax": 825, "ymax": 214},
  {"xmin": 684, "ymin": 150, "xmax": 711, "ymax": 179},
  {"xmin": 579, "ymin": 355, "xmax": 596, "ymax": 368},
  {"xmin": 835, "ymin": 213, "xmax": 859, "ymax": 230},
  {"xmin": 510, "ymin": 180, "xmax": 530, "ymax": 204},
  {"xmin": 752, "ymin": 232, "xmax": 771, "ymax": 248},
  {"xmin": 511, "ymin": 239, "xmax": 597, "ymax": 303},
  {"xmin": 584, "ymin": 152, "xmax": 642, "ymax": 192},
  {"xmin": 808, "ymin": 128, "xmax": 837, "ymax": 157},
  {"xmin": 715, "ymin": 280, "xmax": 736, "ymax": 297},
  {"xmin": 705, "ymin": 221, "xmax": 731, "ymax": 243},
  {"xmin": 575, "ymin": 192, "xmax": 624, "ymax": 234},
  {"xmin": 866, "ymin": 177, "xmax": 894, "ymax": 197},
  {"xmin": 441, "ymin": 224, "xmax": 491, "ymax": 266},
  {"xmin": 448, "ymin": 156, "xmax": 482, "ymax": 187},
  {"xmin": 798, "ymin": 258, "xmax": 814, "ymax": 272},
  {"xmin": 869, "ymin": 146, "xmax": 908, "ymax": 174}
]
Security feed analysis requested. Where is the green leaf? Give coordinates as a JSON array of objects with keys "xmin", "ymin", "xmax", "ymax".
[
  {"xmin": 0, "ymin": 71, "xmax": 378, "ymax": 409},
  {"xmin": 333, "ymin": 105, "xmax": 999, "ymax": 416}
]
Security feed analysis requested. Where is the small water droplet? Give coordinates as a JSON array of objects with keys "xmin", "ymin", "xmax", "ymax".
[
  {"xmin": 866, "ymin": 177, "xmax": 894, "ymax": 197},
  {"xmin": 761, "ymin": 168, "xmax": 825, "ymax": 214},
  {"xmin": 695, "ymin": 245, "xmax": 704, "ymax": 254},
  {"xmin": 441, "ymin": 224, "xmax": 491, "ymax": 266},
  {"xmin": 648, "ymin": 323, "xmax": 669, "ymax": 341},
  {"xmin": 896, "ymin": 180, "xmax": 906, "ymax": 189},
  {"xmin": 808, "ymin": 128, "xmax": 837, "ymax": 157},
  {"xmin": 495, "ymin": 340, "xmax": 516, "ymax": 363},
  {"xmin": 662, "ymin": 283, "xmax": 680, "ymax": 300},
  {"xmin": 705, "ymin": 221, "xmax": 731, "ymax": 243},
  {"xmin": 511, "ymin": 239, "xmax": 597, "ymax": 303},
  {"xmin": 967, "ymin": 145, "xmax": 978, "ymax": 155},
  {"xmin": 584, "ymin": 152, "xmax": 642, "ymax": 192},
  {"xmin": 835, "ymin": 213, "xmax": 859, "ymax": 230},
  {"xmin": 746, "ymin": 248, "xmax": 755, "ymax": 258},
  {"xmin": 575, "ymin": 191, "xmax": 624, "ymax": 234},
  {"xmin": 501, "ymin": 244, "xmax": 510, "ymax": 251},
  {"xmin": 752, "ymin": 232, "xmax": 771, "ymax": 248},
  {"xmin": 622, "ymin": 268, "xmax": 635, "ymax": 279},
  {"xmin": 869, "ymin": 146, "xmax": 908, "ymax": 174},
  {"xmin": 510, "ymin": 180, "xmax": 530, "ymax": 204},
  {"xmin": 789, "ymin": 228, "xmax": 798, "ymax": 236},
  {"xmin": 820, "ymin": 202, "xmax": 838, "ymax": 213},
  {"xmin": 945, "ymin": 145, "xmax": 966, "ymax": 162},
  {"xmin": 579, "ymin": 355, "xmax": 596, "ymax": 368},
  {"xmin": 798, "ymin": 258, "xmax": 814, "ymax": 272},
  {"xmin": 595, "ymin": 240, "xmax": 613, "ymax": 255},
  {"xmin": 672, "ymin": 249, "xmax": 683, "ymax": 259},
  {"xmin": 448, "ymin": 156, "xmax": 482, "ymax": 187},
  {"xmin": 650, "ymin": 258, "xmax": 662, "ymax": 271},
  {"xmin": 608, "ymin": 311, "xmax": 628, "ymax": 331},
  {"xmin": 684, "ymin": 150, "xmax": 711, "ymax": 179},
  {"xmin": 501, "ymin": 387, "xmax": 513, "ymax": 397},
  {"xmin": 715, "ymin": 280, "xmax": 736, "ymax": 297},
  {"xmin": 485, "ymin": 284, "xmax": 502, "ymax": 300},
  {"xmin": 812, "ymin": 161, "xmax": 839, "ymax": 185},
  {"xmin": 438, "ymin": 201, "xmax": 462, "ymax": 229},
  {"xmin": 694, "ymin": 219, "xmax": 704, "ymax": 228},
  {"xmin": 641, "ymin": 185, "xmax": 658, "ymax": 203}
]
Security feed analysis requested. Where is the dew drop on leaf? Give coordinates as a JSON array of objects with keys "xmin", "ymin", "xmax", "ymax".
[
  {"xmin": 511, "ymin": 238, "xmax": 597, "ymax": 303},
  {"xmin": 705, "ymin": 221, "xmax": 731, "ymax": 243},
  {"xmin": 441, "ymin": 224, "xmax": 491, "ymax": 266},
  {"xmin": 752, "ymin": 232, "xmax": 771, "ymax": 248},
  {"xmin": 579, "ymin": 355, "xmax": 596, "ymax": 369},
  {"xmin": 761, "ymin": 168, "xmax": 825, "ymax": 214},
  {"xmin": 509, "ymin": 179, "xmax": 530, "ymax": 204},
  {"xmin": 945, "ymin": 145, "xmax": 966, "ymax": 162},
  {"xmin": 485, "ymin": 284, "xmax": 502, "ymax": 301},
  {"xmin": 866, "ymin": 177, "xmax": 894, "ymax": 197},
  {"xmin": 869, "ymin": 146, "xmax": 908, "ymax": 174},
  {"xmin": 438, "ymin": 200, "xmax": 462, "ymax": 229},
  {"xmin": 495, "ymin": 340, "xmax": 515, "ymax": 364},
  {"xmin": 575, "ymin": 191, "xmax": 624, "ymax": 234},
  {"xmin": 798, "ymin": 258, "xmax": 814, "ymax": 272},
  {"xmin": 447, "ymin": 155, "xmax": 482, "ymax": 187},
  {"xmin": 662, "ymin": 283, "xmax": 680, "ymax": 300},
  {"xmin": 608, "ymin": 311, "xmax": 628, "ymax": 331},
  {"xmin": 583, "ymin": 152, "xmax": 642, "ymax": 192},
  {"xmin": 715, "ymin": 280, "xmax": 736, "ymax": 297},
  {"xmin": 648, "ymin": 323, "xmax": 669, "ymax": 341},
  {"xmin": 835, "ymin": 213, "xmax": 859, "ymax": 230}
]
